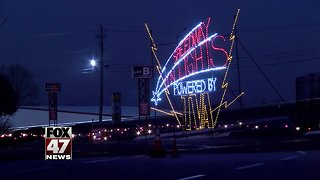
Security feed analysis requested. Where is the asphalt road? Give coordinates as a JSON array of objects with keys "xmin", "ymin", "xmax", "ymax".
[
  {"xmin": 1, "ymin": 150, "xmax": 319, "ymax": 180},
  {"xmin": 1, "ymin": 129, "xmax": 320, "ymax": 179}
]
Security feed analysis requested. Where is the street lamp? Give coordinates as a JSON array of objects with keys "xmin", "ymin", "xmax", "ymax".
[
  {"xmin": 88, "ymin": 57, "xmax": 103, "ymax": 123},
  {"xmin": 88, "ymin": 57, "xmax": 109, "ymax": 123},
  {"xmin": 90, "ymin": 59, "xmax": 96, "ymax": 68}
]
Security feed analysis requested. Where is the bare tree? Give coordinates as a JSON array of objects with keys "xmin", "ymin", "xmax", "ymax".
[
  {"xmin": 0, "ymin": 73, "xmax": 18, "ymax": 133},
  {"xmin": 0, "ymin": 64, "xmax": 40, "ymax": 105},
  {"xmin": 9, "ymin": 65, "xmax": 40, "ymax": 105}
]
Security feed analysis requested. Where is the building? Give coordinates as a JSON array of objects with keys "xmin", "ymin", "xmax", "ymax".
[{"xmin": 296, "ymin": 73, "xmax": 320, "ymax": 130}]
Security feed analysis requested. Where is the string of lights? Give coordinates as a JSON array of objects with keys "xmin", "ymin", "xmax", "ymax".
[
  {"xmin": 213, "ymin": 9, "xmax": 243, "ymax": 128},
  {"xmin": 145, "ymin": 23, "xmax": 182, "ymax": 125}
]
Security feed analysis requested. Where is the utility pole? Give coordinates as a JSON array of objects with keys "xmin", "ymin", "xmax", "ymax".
[
  {"xmin": 98, "ymin": 24, "xmax": 104, "ymax": 123},
  {"xmin": 150, "ymin": 29, "xmax": 156, "ymax": 126},
  {"xmin": 235, "ymin": 20, "xmax": 243, "ymax": 108}
]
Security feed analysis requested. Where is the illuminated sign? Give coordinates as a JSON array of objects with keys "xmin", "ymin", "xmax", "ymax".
[
  {"xmin": 151, "ymin": 17, "xmax": 228, "ymax": 106},
  {"xmin": 173, "ymin": 78, "xmax": 217, "ymax": 96},
  {"xmin": 145, "ymin": 9, "xmax": 244, "ymax": 129}
]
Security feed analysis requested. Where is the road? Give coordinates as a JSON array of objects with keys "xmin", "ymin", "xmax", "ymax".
[{"xmin": 1, "ymin": 150, "xmax": 319, "ymax": 180}]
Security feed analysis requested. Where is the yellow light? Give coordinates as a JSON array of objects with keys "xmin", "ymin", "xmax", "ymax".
[
  {"xmin": 151, "ymin": 107, "xmax": 174, "ymax": 116},
  {"xmin": 212, "ymin": 9, "xmax": 243, "ymax": 128},
  {"xmin": 145, "ymin": 23, "xmax": 181, "ymax": 126},
  {"xmin": 145, "ymin": 9, "xmax": 243, "ymax": 130}
]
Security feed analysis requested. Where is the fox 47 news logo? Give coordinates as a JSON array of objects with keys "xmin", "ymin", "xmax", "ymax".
[{"xmin": 45, "ymin": 127, "xmax": 72, "ymax": 160}]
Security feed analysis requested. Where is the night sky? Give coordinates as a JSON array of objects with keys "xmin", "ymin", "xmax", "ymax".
[{"xmin": 0, "ymin": 0, "xmax": 319, "ymax": 107}]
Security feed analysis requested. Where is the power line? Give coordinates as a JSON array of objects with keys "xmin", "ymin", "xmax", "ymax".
[
  {"xmin": 238, "ymin": 38, "xmax": 286, "ymax": 103},
  {"xmin": 239, "ymin": 22, "xmax": 320, "ymax": 33},
  {"xmin": 230, "ymin": 55, "xmax": 320, "ymax": 69},
  {"xmin": 238, "ymin": 48, "xmax": 320, "ymax": 62}
]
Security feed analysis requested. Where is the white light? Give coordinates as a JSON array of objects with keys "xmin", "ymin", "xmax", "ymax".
[
  {"xmin": 160, "ymin": 21, "xmax": 204, "ymax": 75},
  {"xmin": 166, "ymin": 124, "xmax": 169, "ymax": 127},
  {"xmin": 137, "ymin": 131, "xmax": 141, "ymax": 135},
  {"xmin": 255, "ymin": 125, "xmax": 259, "ymax": 129},
  {"xmin": 173, "ymin": 78, "xmax": 217, "ymax": 96},
  {"xmin": 285, "ymin": 125, "xmax": 288, "ymax": 128},
  {"xmin": 296, "ymin": 127, "xmax": 300, "ymax": 131},
  {"xmin": 157, "ymin": 34, "xmax": 219, "ymax": 95},
  {"xmin": 104, "ymin": 137, "xmax": 107, "ymax": 141},
  {"xmin": 157, "ymin": 67, "xmax": 225, "ymax": 97},
  {"xmin": 148, "ymin": 130, "xmax": 152, "ymax": 134},
  {"xmin": 224, "ymin": 125, "xmax": 228, "ymax": 128},
  {"xmin": 90, "ymin": 59, "xmax": 96, "ymax": 67},
  {"xmin": 239, "ymin": 122, "xmax": 242, "ymax": 126},
  {"xmin": 177, "ymin": 125, "xmax": 180, "ymax": 128}
]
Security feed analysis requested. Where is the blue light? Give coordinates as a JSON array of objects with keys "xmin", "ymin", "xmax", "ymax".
[
  {"xmin": 158, "ymin": 67, "xmax": 225, "ymax": 96},
  {"xmin": 154, "ymin": 22, "xmax": 204, "ymax": 93},
  {"xmin": 173, "ymin": 78, "xmax": 217, "ymax": 96},
  {"xmin": 157, "ymin": 33, "xmax": 218, "ymax": 93},
  {"xmin": 151, "ymin": 91, "xmax": 161, "ymax": 106},
  {"xmin": 150, "ymin": 18, "xmax": 227, "ymax": 106}
]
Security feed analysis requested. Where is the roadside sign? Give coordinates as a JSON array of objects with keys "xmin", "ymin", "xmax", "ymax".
[
  {"xmin": 45, "ymin": 83, "xmax": 61, "ymax": 92},
  {"xmin": 112, "ymin": 92, "xmax": 121, "ymax": 124},
  {"xmin": 45, "ymin": 83, "xmax": 61, "ymax": 126},
  {"xmin": 132, "ymin": 66, "xmax": 151, "ymax": 78}
]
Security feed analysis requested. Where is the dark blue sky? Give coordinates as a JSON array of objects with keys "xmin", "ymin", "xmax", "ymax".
[{"xmin": 0, "ymin": 0, "xmax": 319, "ymax": 106}]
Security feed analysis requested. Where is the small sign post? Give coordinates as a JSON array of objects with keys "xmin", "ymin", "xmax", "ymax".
[
  {"xmin": 112, "ymin": 92, "xmax": 121, "ymax": 125},
  {"xmin": 132, "ymin": 66, "xmax": 151, "ymax": 120},
  {"xmin": 45, "ymin": 83, "xmax": 61, "ymax": 126}
]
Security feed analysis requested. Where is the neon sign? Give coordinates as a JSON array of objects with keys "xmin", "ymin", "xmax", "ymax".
[
  {"xmin": 151, "ymin": 17, "xmax": 228, "ymax": 106},
  {"xmin": 145, "ymin": 9, "xmax": 244, "ymax": 129},
  {"xmin": 173, "ymin": 78, "xmax": 217, "ymax": 96}
]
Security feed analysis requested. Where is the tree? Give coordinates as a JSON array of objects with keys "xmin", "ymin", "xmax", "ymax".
[
  {"xmin": 0, "ymin": 74, "xmax": 17, "ymax": 115},
  {"xmin": 0, "ymin": 64, "xmax": 40, "ymax": 105},
  {"xmin": 0, "ymin": 73, "xmax": 18, "ymax": 133},
  {"xmin": 8, "ymin": 65, "xmax": 40, "ymax": 105}
]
